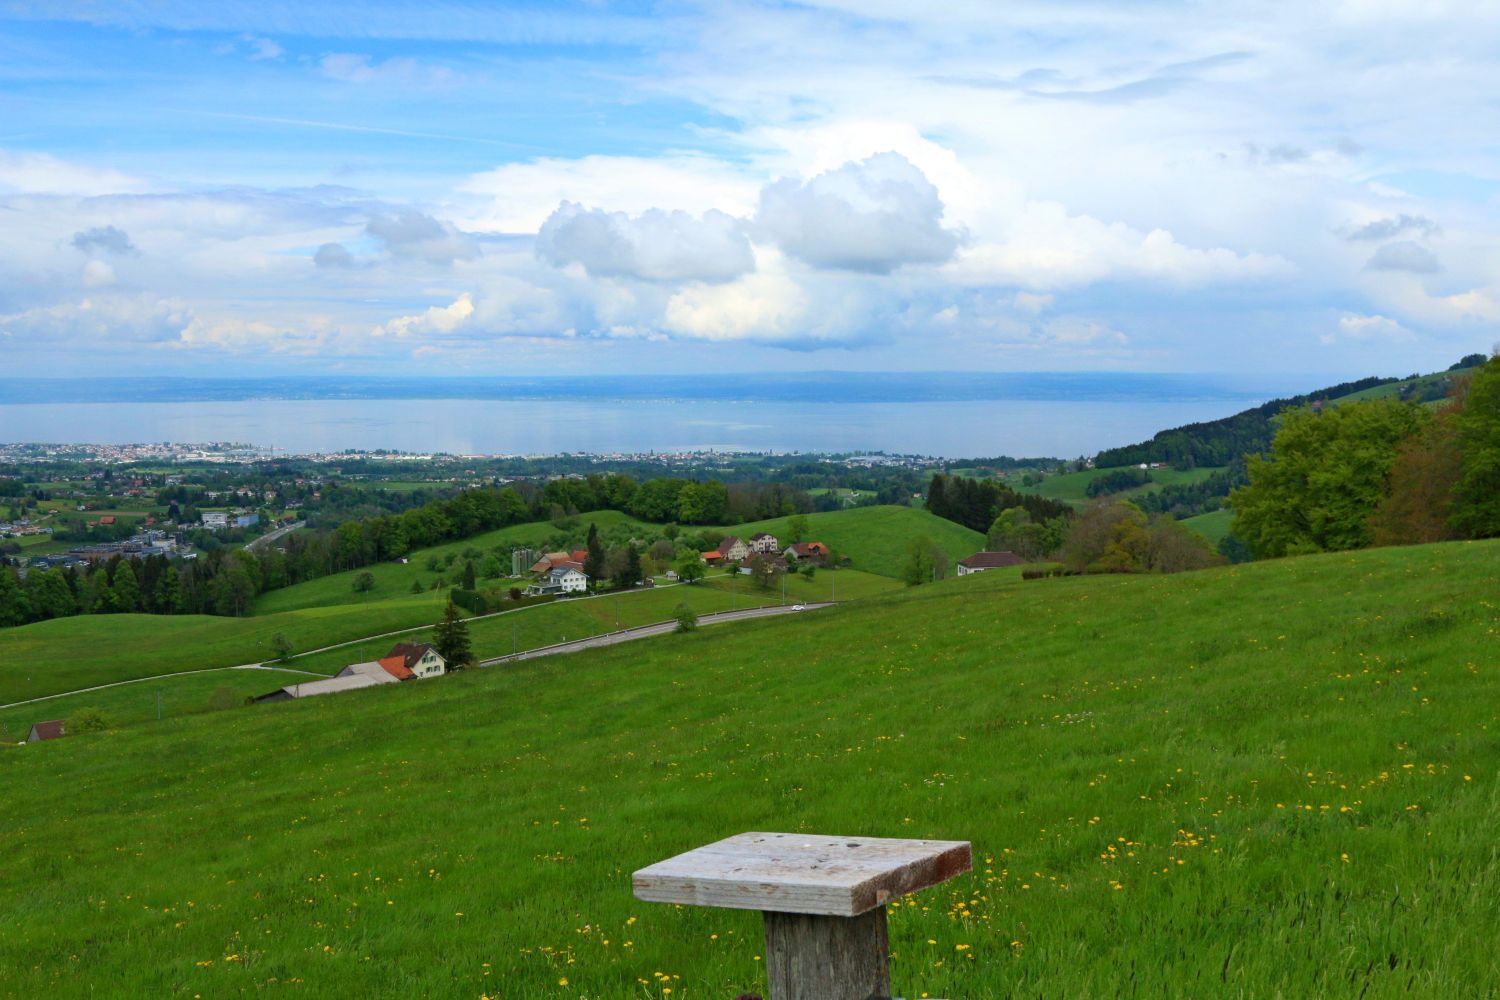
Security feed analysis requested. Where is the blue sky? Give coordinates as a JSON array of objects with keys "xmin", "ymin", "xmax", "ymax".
[{"xmin": 1, "ymin": 1, "xmax": 1497, "ymax": 377}]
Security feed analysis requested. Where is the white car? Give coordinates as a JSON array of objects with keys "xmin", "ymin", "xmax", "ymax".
[{"xmin": 790, "ymin": 604, "xmax": 806, "ymax": 611}]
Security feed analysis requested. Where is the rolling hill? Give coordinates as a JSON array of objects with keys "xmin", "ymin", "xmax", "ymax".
[{"xmin": 3, "ymin": 540, "xmax": 1496, "ymax": 997}]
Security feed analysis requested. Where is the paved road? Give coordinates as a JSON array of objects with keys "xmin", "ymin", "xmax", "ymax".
[
  {"xmin": 480, "ymin": 603, "xmax": 833, "ymax": 666},
  {"xmin": 245, "ymin": 520, "xmax": 305, "ymax": 552}
]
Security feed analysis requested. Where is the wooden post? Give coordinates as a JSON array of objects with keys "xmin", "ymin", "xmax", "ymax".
[{"xmin": 633, "ymin": 832, "xmax": 971, "ymax": 1000}]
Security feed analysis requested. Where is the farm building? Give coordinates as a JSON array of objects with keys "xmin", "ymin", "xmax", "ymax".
[
  {"xmin": 956, "ymin": 551, "xmax": 1026, "ymax": 576},
  {"xmin": 26, "ymin": 720, "xmax": 65, "ymax": 743}
]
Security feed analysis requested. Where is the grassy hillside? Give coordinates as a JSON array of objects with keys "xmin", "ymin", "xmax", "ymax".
[
  {"xmin": 254, "ymin": 506, "xmax": 980, "ymax": 615},
  {"xmin": 716, "ymin": 505, "xmax": 985, "ymax": 577},
  {"xmin": 1181, "ymin": 507, "xmax": 1233, "ymax": 546},
  {"xmin": 1014, "ymin": 465, "xmax": 1222, "ymax": 506},
  {"xmin": 253, "ymin": 510, "xmax": 656, "ymax": 615},
  {"xmin": 1333, "ymin": 365, "xmax": 1477, "ymax": 404},
  {"xmin": 3, "ymin": 541, "xmax": 1497, "ymax": 997},
  {"xmin": 0, "ymin": 596, "xmax": 450, "ymax": 704}
]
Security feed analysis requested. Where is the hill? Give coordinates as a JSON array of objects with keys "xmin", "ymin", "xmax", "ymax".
[
  {"xmin": 1092, "ymin": 357, "xmax": 1482, "ymax": 469},
  {"xmin": 1012, "ymin": 464, "xmax": 1222, "ymax": 507},
  {"xmin": 3, "ymin": 540, "xmax": 1496, "ymax": 996},
  {"xmin": 254, "ymin": 506, "xmax": 981, "ymax": 614},
  {"xmin": 714, "ymin": 506, "xmax": 985, "ymax": 578}
]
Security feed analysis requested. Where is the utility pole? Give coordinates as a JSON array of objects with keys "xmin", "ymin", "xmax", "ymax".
[{"xmin": 512, "ymin": 620, "xmax": 517, "ymax": 657}]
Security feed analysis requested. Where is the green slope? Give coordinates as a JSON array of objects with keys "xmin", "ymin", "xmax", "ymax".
[
  {"xmin": 713, "ymin": 505, "xmax": 985, "ymax": 577},
  {"xmin": 1181, "ymin": 507, "xmax": 1233, "ymax": 546},
  {"xmin": 1014, "ymin": 465, "xmax": 1222, "ymax": 506},
  {"xmin": 3, "ymin": 541, "xmax": 1497, "ymax": 997}
]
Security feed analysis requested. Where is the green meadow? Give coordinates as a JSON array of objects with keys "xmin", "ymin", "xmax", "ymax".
[
  {"xmin": 1181, "ymin": 507, "xmax": 1234, "ymax": 546},
  {"xmin": 1014, "ymin": 465, "xmax": 1223, "ymax": 506},
  {"xmin": 253, "ymin": 505, "xmax": 981, "ymax": 615},
  {"xmin": 3, "ymin": 540, "xmax": 1496, "ymax": 997}
]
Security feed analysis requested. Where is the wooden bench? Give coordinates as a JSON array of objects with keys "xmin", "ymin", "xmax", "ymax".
[{"xmin": 633, "ymin": 831, "xmax": 972, "ymax": 1000}]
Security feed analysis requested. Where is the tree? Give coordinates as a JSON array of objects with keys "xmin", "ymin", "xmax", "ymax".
[
  {"xmin": 787, "ymin": 513, "xmax": 810, "ymax": 543},
  {"xmin": 478, "ymin": 554, "xmax": 502, "ymax": 579},
  {"xmin": 461, "ymin": 560, "xmax": 477, "ymax": 590},
  {"xmin": 25, "ymin": 568, "xmax": 75, "ymax": 621},
  {"xmin": 677, "ymin": 559, "xmax": 705, "ymax": 584},
  {"xmin": 0, "ymin": 564, "xmax": 27, "ymax": 626},
  {"xmin": 902, "ymin": 536, "xmax": 935, "ymax": 586},
  {"xmin": 584, "ymin": 522, "xmax": 606, "ymax": 587},
  {"xmin": 748, "ymin": 553, "xmax": 780, "ymax": 591},
  {"xmin": 212, "ymin": 561, "xmax": 257, "ymax": 616},
  {"xmin": 432, "ymin": 601, "xmax": 473, "ymax": 669},
  {"xmin": 1369, "ymin": 406, "xmax": 1464, "ymax": 545},
  {"xmin": 1229, "ymin": 399, "xmax": 1427, "ymax": 558},
  {"xmin": 353, "ymin": 570, "xmax": 376, "ymax": 594},
  {"xmin": 410, "ymin": 579, "xmax": 425, "ymax": 594},
  {"xmin": 270, "ymin": 632, "xmax": 294, "ymax": 661},
  {"xmin": 1452, "ymin": 358, "xmax": 1500, "ymax": 537},
  {"xmin": 110, "ymin": 563, "xmax": 140, "ymax": 613},
  {"xmin": 673, "ymin": 602, "xmax": 699, "ymax": 633}
]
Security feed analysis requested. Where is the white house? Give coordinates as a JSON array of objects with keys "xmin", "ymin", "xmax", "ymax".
[
  {"xmin": 748, "ymin": 532, "xmax": 780, "ymax": 554},
  {"xmin": 524, "ymin": 565, "xmax": 588, "ymax": 597},
  {"xmin": 200, "ymin": 511, "xmax": 228, "ymax": 530},
  {"xmin": 718, "ymin": 535, "xmax": 750, "ymax": 561},
  {"xmin": 386, "ymin": 642, "xmax": 448, "ymax": 678}
]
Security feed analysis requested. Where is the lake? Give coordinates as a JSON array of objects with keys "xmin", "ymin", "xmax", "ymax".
[{"xmin": 0, "ymin": 373, "xmax": 1314, "ymax": 458}]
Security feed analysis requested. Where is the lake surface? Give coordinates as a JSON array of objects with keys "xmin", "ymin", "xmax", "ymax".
[{"xmin": 0, "ymin": 373, "xmax": 1313, "ymax": 458}]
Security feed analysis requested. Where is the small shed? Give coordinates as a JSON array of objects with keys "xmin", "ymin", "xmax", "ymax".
[{"xmin": 27, "ymin": 720, "xmax": 65, "ymax": 743}]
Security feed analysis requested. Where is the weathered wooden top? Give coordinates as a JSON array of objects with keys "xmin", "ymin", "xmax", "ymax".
[{"xmin": 632, "ymin": 832, "xmax": 972, "ymax": 917}]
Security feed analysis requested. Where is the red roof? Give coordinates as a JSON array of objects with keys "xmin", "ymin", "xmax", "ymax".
[
  {"xmin": 570, "ymin": 549, "xmax": 588, "ymax": 563},
  {"xmin": 702, "ymin": 550, "xmax": 722, "ymax": 560},
  {"xmin": 386, "ymin": 642, "xmax": 441, "ymax": 671},
  {"xmin": 28, "ymin": 720, "xmax": 64, "ymax": 742},
  {"xmin": 98, "ymin": 515, "xmax": 115, "ymax": 525},
  {"xmin": 377, "ymin": 655, "xmax": 414, "ymax": 680},
  {"xmin": 788, "ymin": 542, "xmax": 828, "ymax": 557}
]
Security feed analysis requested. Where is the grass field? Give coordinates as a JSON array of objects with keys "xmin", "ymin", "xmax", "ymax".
[
  {"xmin": 1014, "ymin": 465, "xmax": 1223, "ymax": 506},
  {"xmin": 254, "ymin": 506, "xmax": 981, "ymax": 615},
  {"xmin": 0, "ymin": 596, "xmax": 454, "ymax": 705},
  {"xmin": 1181, "ymin": 507, "xmax": 1234, "ymax": 546},
  {"xmin": 1333, "ymin": 366, "xmax": 1477, "ymax": 404},
  {"xmin": 0, "ymin": 667, "xmax": 315, "ymax": 739},
  {"xmin": 252, "ymin": 510, "xmax": 656, "ymax": 615},
  {"xmin": 714, "ymin": 506, "xmax": 985, "ymax": 578},
  {"xmin": 282, "ymin": 568, "xmax": 900, "ymax": 677},
  {"xmin": 4, "ymin": 540, "xmax": 1497, "ymax": 996}
]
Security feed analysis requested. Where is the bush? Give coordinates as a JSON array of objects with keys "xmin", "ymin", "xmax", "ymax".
[
  {"xmin": 66, "ymin": 708, "xmax": 113, "ymax": 734},
  {"xmin": 449, "ymin": 588, "xmax": 489, "ymax": 616},
  {"xmin": 674, "ymin": 603, "xmax": 699, "ymax": 633}
]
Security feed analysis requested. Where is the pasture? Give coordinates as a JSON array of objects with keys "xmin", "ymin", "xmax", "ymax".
[
  {"xmin": 3, "ymin": 540, "xmax": 1497, "ymax": 996},
  {"xmin": 1014, "ymin": 465, "xmax": 1223, "ymax": 506}
]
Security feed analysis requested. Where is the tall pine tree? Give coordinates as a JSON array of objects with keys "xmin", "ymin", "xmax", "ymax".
[
  {"xmin": 583, "ymin": 522, "xmax": 605, "ymax": 587},
  {"xmin": 432, "ymin": 601, "xmax": 472, "ymax": 670}
]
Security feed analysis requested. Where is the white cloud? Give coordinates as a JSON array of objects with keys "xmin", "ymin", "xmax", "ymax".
[
  {"xmin": 1364, "ymin": 240, "xmax": 1441, "ymax": 273},
  {"xmin": 661, "ymin": 249, "xmax": 810, "ymax": 342},
  {"xmin": 756, "ymin": 152, "xmax": 960, "ymax": 273},
  {"xmin": 365, "ymin": 209, "xmax": 477, "ymax": 264},
  {"xmin": 1328, "ymin": 312, "xmax": 1412, "ymax": 343},
  {"xmin": 321, "ymin": 53, "xmax": 453, "ymax": 85},
  {"xmin": 536, "ymin": 201, "xmax": 754, "ymax": 282},
  {"xmin": 82, "ymin": 260, "xmax": 116, "ymax": 287},
  {"xmin": 459, "ymin": 154, "xmax": 760, "ymax": 233},
  {"xmin": 243, "ymin": 35, "xmax": 284, "ymax": 60},
  {"xmin": 375, "ymin": 293, "xmax": 475, "ymax": 338},
  {"xmin": 0, "ymin": 151, "xmax": 147, "ymax": 196}
]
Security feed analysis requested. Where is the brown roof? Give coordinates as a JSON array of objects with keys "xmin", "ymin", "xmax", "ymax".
[
  {"xmin": 719, "ymin": 536, "xmax": 742, "ymax": 549},
  {"xmin": 28, "ymin": 720, "xmax": 64, "ymax": 742},
  {"xmin": 957, "ymin": 551, "xmax": 1026, "ymax": 569},
  {"xmin": 787, "ymin": 542, "xmax": 828, "ymax": 557},
  {"xmin": 386, "ymin": 642, "xmax": 442, "ymax": 671}
]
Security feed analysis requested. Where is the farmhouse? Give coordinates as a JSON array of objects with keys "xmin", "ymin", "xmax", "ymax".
[
  {"xmin": 747, "ymin": 532, "xmax": 780, "ymax": 554},
  {"xmin": 700, "ymin": 550, "xmax": 723, "ymax": 565},
  {"xmin": 386, "ymin": 642, "xmax": 448, "ymax": 678},
  {"xmin": 529, "ymin": 550, "xmax": 588, "ymax": 574},
  {"xmin": 783, "ymin": 541, "xmax": 829, "ymax": 564},
  {"xmin": 956, "ymin": 551, "xmax": 1026, "ymax": 576},
  {"xmin": 27, "ymin": 720, "xmax": 64, "ymax": 743},
  {"xmin": 718, "ymin": 535, "xmax": 750, "ymax": 561},
  {"xmin": 525, "ymin": 564, "xmax": 588, "ymax": 596}
]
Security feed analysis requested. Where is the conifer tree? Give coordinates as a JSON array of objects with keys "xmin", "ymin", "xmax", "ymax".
[{"xmin": 432, "ymin": 601, "xmax": 472, "ymax": 670}]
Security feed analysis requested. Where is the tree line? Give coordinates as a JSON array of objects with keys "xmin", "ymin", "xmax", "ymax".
[{"xmin": 1228, "ymin": 356, "xmax": 1500, "ymax": 558}]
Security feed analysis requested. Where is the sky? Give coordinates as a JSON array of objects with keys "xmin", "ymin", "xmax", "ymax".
[{"xmin": 0, "ymin": 0, "xmax": 1497, "ymax": 378}]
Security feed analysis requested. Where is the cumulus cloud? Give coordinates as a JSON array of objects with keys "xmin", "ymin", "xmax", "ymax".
[
  {"xmin": 1327, "ymin": 312, "xmax": 1412, "ymax": 343},
  {"xmin": 0, "ymin": 295, "xmax": 188, "ymax": 344},
  {"xmin": 662, "ymin": 271, "xmax": 808, "ymax": 341},
  {"xmin": 0, "ymin": 151, "xmax": 146, "ymax": 196},
  {"xmin": 82, "ymin": 260, "xmax": 116, "ymax": 287},
  {"xmin": 536, "ymin": 201, "xmax": 754, "ymax": 282},
  {"xmin": 71, "ymin": 225, "xmax": 136, "ymax": 255},
  {"xmin": 1347, "ymin": 213, "xmax": 1439, "ymax": 241},
  {"xmin": 756, "ymin": 152, "xmax": 960, "ymax": 273},
  {"xmin": 366, "ymin": 209, "xmax": 478, "ymax": 264},
  {"xmin": 375, "ymin": 293, "xmax": 475, "ymax": 338},
  {"xmin": 313, "ymin": 242, "xmax": 359, "ymax": 269},
  {"xmin": 1365, "ymin": 240, "xmax": 1441, "ymax": 273}
]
